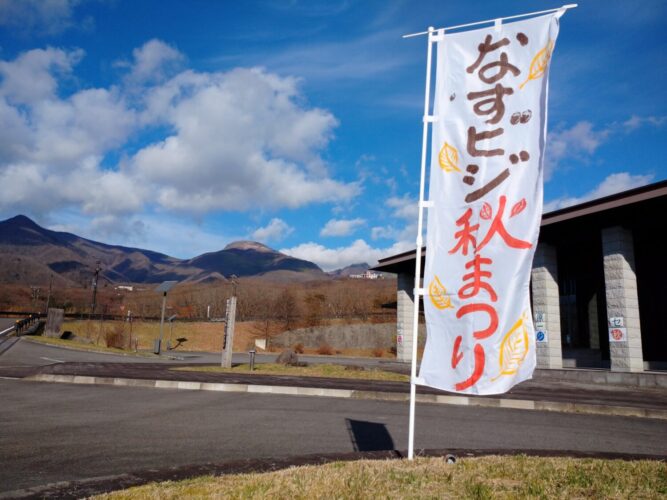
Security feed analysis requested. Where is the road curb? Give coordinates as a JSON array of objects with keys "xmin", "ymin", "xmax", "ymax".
[{"xmin": 26, "ymin": 373, "xmax": 667, "ymax": 420}]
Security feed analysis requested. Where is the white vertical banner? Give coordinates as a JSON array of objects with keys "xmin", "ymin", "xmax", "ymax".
[{"xmin": 419, "ymin": 12, "xmax": 563, "ymax": 395}]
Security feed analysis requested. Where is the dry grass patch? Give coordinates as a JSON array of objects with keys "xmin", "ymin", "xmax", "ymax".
[
  {"xmin": 56, "ymin": 319, "xmax": 399, "ymax": 358},
  {"xmin": 173, "ymin": 363, "xmax": 409, "ymax": 382},
  {"xmin": 59, "ymin": 320, "xmax": 270, "ymax": 352},
  {"xmin": 96, "ymin": 455, "xmax": 667, "ymax": 499},
  {"xmin": 23, "ymin": 336, "xmax": 153, "ymax": 357}
]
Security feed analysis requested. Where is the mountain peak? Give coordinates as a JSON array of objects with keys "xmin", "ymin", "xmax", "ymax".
[
  {"xmin": 3, "ymin": 214, "xmax": 41, "ymax": 229},
  {"xmin": 223, "ymin": 240, "xmax": 275, "ymax": 253}
]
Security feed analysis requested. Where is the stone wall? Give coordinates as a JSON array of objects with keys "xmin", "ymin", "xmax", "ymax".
[{"xmin": 272, "ymin": 323, "xmax": 396, "ymax": 350}]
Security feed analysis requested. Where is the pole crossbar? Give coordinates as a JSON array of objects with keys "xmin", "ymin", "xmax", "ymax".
[{"xmin": 403, "ymin": 4, "xmax": 577, "ymax": 38}]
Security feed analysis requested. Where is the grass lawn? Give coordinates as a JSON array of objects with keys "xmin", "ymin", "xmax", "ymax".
[
  {"xmin": 173, "ymin": 363, "xmax": 409, "ymax": 382},
  {"xmin": 96, "ymin": 455, "xmax": 667, "ymax": 499}
]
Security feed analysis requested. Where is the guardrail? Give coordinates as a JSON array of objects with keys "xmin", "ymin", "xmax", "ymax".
[{"xmin": 10, "ymin": 314, "xmax": 42, "ymax": 336}]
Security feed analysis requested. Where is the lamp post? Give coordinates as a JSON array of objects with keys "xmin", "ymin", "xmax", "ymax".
[
  {"xmin": 44, "ymin": 273, "xmax": 53, "ymax": 315},
  {"xmin": 91, "ymin": 261, "xmax": 101, "ymax": 317},
  {"xmin": 167, "ymin": 314, "xmax": 177, "ymax": 349},
  {"xmin": 154, "ymin": 281, "xmax": 177, "ymax": 355}
]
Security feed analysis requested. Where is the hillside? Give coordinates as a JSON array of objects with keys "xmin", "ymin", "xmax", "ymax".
[{"xmin": 0, "ymin": 215, "xmax": 326, "ymax": 285}]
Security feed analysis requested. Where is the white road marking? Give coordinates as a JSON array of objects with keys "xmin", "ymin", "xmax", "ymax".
[
  {"xmin": 40, "ymin": 357, "xmax": 64, "ymax": 363},
  {"xmin": 0, "ymin": 326, "xmax": 15, "ymax": 336}
]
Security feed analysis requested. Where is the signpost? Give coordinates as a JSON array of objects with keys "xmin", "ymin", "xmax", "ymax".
[
  {"xmin": 154, "ymin": 280, "xmax": 178, "ymax": 355},
  {"xmin": 221, "ymin": 296, "xmax": 237, "ymax": 368}
]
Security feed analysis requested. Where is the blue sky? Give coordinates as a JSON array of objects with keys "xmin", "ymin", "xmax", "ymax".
[{"xmin": 0, "ymin": 0, "xmax": 665, "ymax": 270}]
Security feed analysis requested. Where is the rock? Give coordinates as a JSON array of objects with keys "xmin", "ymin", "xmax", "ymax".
[{"xmin": 276, "ymin": 349, "xmax": 299, "ymax": 366}]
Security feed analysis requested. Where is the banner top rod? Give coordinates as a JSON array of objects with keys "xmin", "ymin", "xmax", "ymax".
[{"xmin": 402, "ymin": 4, "xmax": 577, "ymax": 39}]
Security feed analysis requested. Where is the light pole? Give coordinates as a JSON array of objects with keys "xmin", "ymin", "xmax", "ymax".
[
  {"xmin": 45, "ymin": 273, "xmax": 53, "ymax": 315},
  {"xmin": 91, "ymin": 261, "xmax": 101, "ymax": 317},
  {"xmin": 167, "ymin": 314, "xmax": 177, "ymax": 349},
  {"xmin": 30, "ymin": 286, "xmax": 40, "ymax": 312},
  {"xmin": 154, "ymin": 281, "xmax": 177, "ymax": 355}
]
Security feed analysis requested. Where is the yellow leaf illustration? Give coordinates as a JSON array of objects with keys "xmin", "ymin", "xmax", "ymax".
[
  {"xmin": 519, "ymin": 40, "xmax": 554, "ymax": 90},
  {"xmin": 494, "ymin": 314, "xmax": 530, "ymax": 379},
  {"xmin": 429, "ymin": 275, "xmax": 453, "ymax": 310},
  {"xmin": 438, "ymin": 142, "xmax": 461, "ymax": 173}
]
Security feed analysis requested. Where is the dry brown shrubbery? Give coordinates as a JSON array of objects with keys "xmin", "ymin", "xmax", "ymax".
[
  {"xmin": 293, "ymin": 342, "xmax": 304, "ymax": 353},
  {"xmin": 316, "ymin": 343, "xmax": 334, "ymax": 355},
  {"xmin": 104, "ymin": 323, "xmax": 128, "ymax": 349},
  {"xmin": 3, "ymin": 277, "xmax": 397, "ymax": 338},
  {"xmin": 372, "ymin": 347, "xmax": 385, "ymax": 358}
]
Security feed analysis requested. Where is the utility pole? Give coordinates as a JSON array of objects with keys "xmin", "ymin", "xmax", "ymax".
[
  {"xmin": 45, "ymin": 273, "xmax": 53, "ymax": 314},
  {"xmin": 91, "ymin": 261, "xmax": 101, "ymax": 317},
  {"xmin": 30, "ymin": 286, "xmax": 40, "ymax": 312},
  {"xmin": 153, "ymin": 281, "xmax": 177, "ymax": 355}
]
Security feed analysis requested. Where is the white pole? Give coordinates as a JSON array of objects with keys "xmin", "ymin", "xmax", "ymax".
[
  {"xmin": 403, "ymin": 4, "xmax": 577, "ymax": 38},
  {"xmin": 408, "ymin": 25, "xmax": 435, "ymax": 461}
]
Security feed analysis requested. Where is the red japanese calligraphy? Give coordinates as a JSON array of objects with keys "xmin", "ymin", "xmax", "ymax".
[
  {"xmin": 456, "ymin": 303, "xmax": 498, "ymax": 339},
  {"xmin": 458, "ymin": 254, "xmax": 498, "ymax": 302},
  {"xmin": 454, "ymin": 343, "xmax": 485, "ymax": 391},
  {"xmin": 451, "ymin": 335, "xmax": 463, "ymax": 368},
  {"xmin": 449, "ymin": 208, "xmax": 478, "ymax": 256},
  {"xmin": 476, "ymin": 195, "xmax": 532, "ymax": 253}
]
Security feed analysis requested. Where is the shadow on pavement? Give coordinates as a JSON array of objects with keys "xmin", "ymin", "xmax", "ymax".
[{"xmin": 346, "ymin": 418, "xmax": 395, "ymax": 452}]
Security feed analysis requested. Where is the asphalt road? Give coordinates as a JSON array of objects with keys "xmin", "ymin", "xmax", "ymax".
[
  {"xmin": 1, "ymin": 378, "xmax": 665, "ymax": 494},
  {"xmin": 0, "ymin": 318, "xmax": 14, "ymax": 331}
]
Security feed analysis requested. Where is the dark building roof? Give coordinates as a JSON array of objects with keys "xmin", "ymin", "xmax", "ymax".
[{"xmin": 372, "ymin": 179, "xmax": 667, "ymax": 274}]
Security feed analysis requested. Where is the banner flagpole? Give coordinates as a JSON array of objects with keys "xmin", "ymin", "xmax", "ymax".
[
  {"xmin": 403, "ymin": 4, "xmax": 577, "ymax": 38},
  {"xmin": 408, "ymin": 25, "xmax": 436, "ymax": 461}
]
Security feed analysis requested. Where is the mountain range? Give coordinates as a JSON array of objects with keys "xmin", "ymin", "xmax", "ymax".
[{"xmin": 0, "ymin": 215, "xmax": 330, "ymax": 286}]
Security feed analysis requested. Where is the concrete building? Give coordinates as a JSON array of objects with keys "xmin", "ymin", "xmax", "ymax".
[{"xmin": 373, "ymin": 181, "xmax": 667, "ymax": 373}]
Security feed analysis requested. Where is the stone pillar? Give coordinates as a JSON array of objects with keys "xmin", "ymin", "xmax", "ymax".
[
  {"xmin": 531, "ymin": 243, "xmax": 563, "ymax": 369},
  {"xmin": 396, "ymin": 272, "xmax": 415, "ymax": 363},
  {"xmin": 602, "ymin": 226, "xmax": 644, "ymax": 372}
]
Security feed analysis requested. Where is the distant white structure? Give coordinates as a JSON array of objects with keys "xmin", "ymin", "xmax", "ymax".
[
  {"xmin": 115, "ymin": 285, "xmax": 134, "ymax": 291},
  {"xmin": 350, "ymin": 270, "xmax": 381, "ymax": 280}
]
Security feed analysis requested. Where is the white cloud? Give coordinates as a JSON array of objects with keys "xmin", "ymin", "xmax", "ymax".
[
  {"xmin": 0, "ymin": 0, "xmax": 81, "ymax": 35},
  {"xmin": 622, "ymin": 114, "xmax": 666, "ymax": 132},
  {"xmin": 320, "ymin": 217, "xmax": 365, "ymax": 237},
  {"xmin": 0, "ymin": 45, "xmax": 359, "ymax": 221},
  {"xmin": 251, "ymin": 218, "xmax": 293, "ymax": 243},
  {"xmin": 225, "ymin": 29, "xmax": 409, "ymax": 83},
  {"xmin": 131, "ymin": 67, "xmax": 358, "ymax": 212},
  {"xmin": 0, "ymin": 47, "xmax": 83, "ymax": 104},
  {"xmin": 545, "ymin": 116, "xmax": 666, "ymax": 181},
  {"xmin": 121, "ymin": 39, "xmax": 185, "ymax": 86},
  {"xmin": 544, "ymin": 172, "xmax": 654, "ymax": 212},
  {"xmin": 371, "ymin": 194, "xmax": 418, "ymax": 242},
  {"xmin": 282, "ymin": 239, "xmax": 412, "ymax": 271},
  {"xmin": 371, "ymin": 225, "xmax": 397, "ymax": 240},
  {"xmin": 545, "ymin": 121, "xmax": 610, "ymax": 180},
  {"xmin": 386, "ymin": 194, "xmax": 417, "ymax": 220}
]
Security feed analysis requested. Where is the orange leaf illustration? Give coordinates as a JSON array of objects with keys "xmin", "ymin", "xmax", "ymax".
[
  {"xmin": 480, "ymin": 202, "xmax": 492, "ymax": 220},
  {"xmin": 492, "ymin": 314, "xmax": 530, "ymax": 381},
  {"xmin": 429, "ymin": 275, "xmax": 453, "ymax": 310},
  {"xmin": 510, "ymin": 198, "xmax": 527, "ymax": 218},
  {"xmin": 519, "ymin": 40, "xmax": 554, "ymax": 90},
  {"xmin": 438, "ymin": 142, "xmax": 461, "ymax": 173}
]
